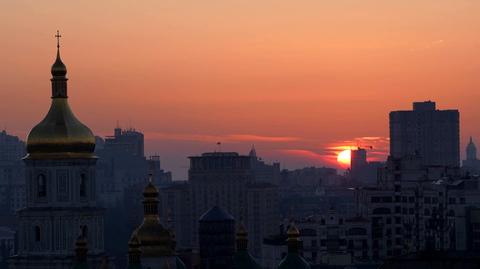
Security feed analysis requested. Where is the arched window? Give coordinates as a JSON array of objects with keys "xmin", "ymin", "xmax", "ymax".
[
  {"xmin": 34, "ymin": 226, "xmax": 41, "ymax": 242},
  {"xmin": 37, "ymin": 174, "xmax": 46, "ymax": 197},
  {"xmin": 80, "ymin": 174, "xmax": 87, "ymax": 198}
]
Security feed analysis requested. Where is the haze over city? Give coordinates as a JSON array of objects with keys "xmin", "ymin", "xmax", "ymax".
[{"xmin": 2, "ymin": 1, "xmax": 480, "ymax": 178}]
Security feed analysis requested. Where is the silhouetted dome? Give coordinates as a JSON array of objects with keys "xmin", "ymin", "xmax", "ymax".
[
  {"xmin": 51, "ymin": 50, "xmax": 67, "ymax": 77},
  {"xmin": 143, "ymin": 181, "xmax": 159, "ymax": 197},
  {"xmin": 133, "ymin": 179, "xmax": 176, "ymax": 257},
  {"xmin": 199, "ymin": 206, "xmax": 234, "ymax": 222},
  {"xmin": 233, "ymin": 223, "xmax": 261, "ymax": 269},
  {"xmin": 278, "ymin": 223, "xmax": 310, "ymax": 269}
]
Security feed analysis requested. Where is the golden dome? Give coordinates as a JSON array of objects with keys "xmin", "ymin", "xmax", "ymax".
[
  {"xmin": 134, "ymin": 221, "xmax": 175, "ymax": 257},
  {"xmin": 26, "ymin": 37, "xmax": 95, "ymax": 160},
  {"xmin": 133, "ymin": 178, "xmax": 176, "ymax": 257},
  {"xmin": 143, "ymin": 181, "xmax": 159, "ymax": 197},
  {"xmin": 26, "ymin": 99, "xmax": 96, "ymax": 159}
]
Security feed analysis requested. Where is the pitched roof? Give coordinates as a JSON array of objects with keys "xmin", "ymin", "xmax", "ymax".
[{"xmin": 199, "ymin": 206, "xmax": 234, "ymax": 222}]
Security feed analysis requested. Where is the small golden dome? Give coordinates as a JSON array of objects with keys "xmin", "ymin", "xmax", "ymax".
[
  {"xmin": 134, "ymin": 179, "xmax": 176, "ymax": 257},
  {"xmin": 134, "ymin": 221, "xmax": 175, "ymax": 257},
  {"xmin": 143, "ymin": 181, "xmax": 159, "ymax": 197}
]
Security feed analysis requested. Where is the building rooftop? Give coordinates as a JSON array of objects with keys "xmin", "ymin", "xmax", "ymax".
[{"xmin": 196, "ymin": 152, "xmax": 240, "ymax": 157}]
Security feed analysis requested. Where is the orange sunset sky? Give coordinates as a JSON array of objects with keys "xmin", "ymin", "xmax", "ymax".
[{"xmin": 1, "ymin": 1, "xmax": 480, "ymax": 179}]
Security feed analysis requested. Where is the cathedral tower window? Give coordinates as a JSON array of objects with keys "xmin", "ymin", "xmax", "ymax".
[
  {"xmin": 80, "ymin": 173, "xmax": 87, "ymax": 198},
  {"xmin": 34, "ymin": 226, "xmax": 41, "ymax": 242},
  {"xmin": 37, "ymin": 174, "xmax": 47, "ymax": 197}
]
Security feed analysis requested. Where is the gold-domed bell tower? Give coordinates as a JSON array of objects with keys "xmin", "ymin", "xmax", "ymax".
[
  {"xmin": 278, "ymin": 224, "xmax": 311, "ymax": 269},
  {"xmin": 233, "ymin": 222, "xmax": 261, "ymax": 269},
  {"xmin": 9, "ymin": 32, "xmax": 105, "ymax": 269},
  {"xmin": 131, "ymin": 174, "xmax": 181, "ymax": 268}
]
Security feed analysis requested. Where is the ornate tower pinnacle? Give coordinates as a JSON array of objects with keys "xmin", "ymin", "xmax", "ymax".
[{"xmin": 51, "ymin": 30, "xmax": 68, "ymax": 97}]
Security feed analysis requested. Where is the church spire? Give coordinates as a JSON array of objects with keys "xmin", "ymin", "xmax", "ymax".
[
  {"xmin": 51, "ymin": 30, "xmax": 68, "ymax": 97},
  {"xmin": 278, "ymin": 223, "xmax": 311, "ymax": 269},
  {"xmin": 233, "ymin": 222, "xmax": 261, "ymax": 269},
  {"xmin": 467, "ymin": 136, "xmax": 477, "ymax": 161}
]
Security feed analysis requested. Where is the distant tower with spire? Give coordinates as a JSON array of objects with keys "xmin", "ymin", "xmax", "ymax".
[
  {"xmin": 233, "ymin": 222, "xmax": 261, "ymax": 269},
  {"xmin": 8, "ymin": 31, "xmax": 105, "ymax": 269},
  {"xmin": 466, "ymin": 137, "xmax": 477, "ymax": 161},
  {"xmin": 277, "ymin": 224, "xmax": 311, "ymax": 269},
  {"xmin": 128, "ymin": 174, "xmax": 185, "ymax": 268},
  {"xmin": 462, "ymin": 137, "xmax": 480, "ymax": 174}
]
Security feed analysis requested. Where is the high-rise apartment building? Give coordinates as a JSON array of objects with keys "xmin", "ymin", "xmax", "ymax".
[
  {"xmin": 390, "ymin": 101, "xmax": 460, "ymax": 167},
  {"xmin": 0, "ymin": 131, "xmax": 26, "ymax": 214}
]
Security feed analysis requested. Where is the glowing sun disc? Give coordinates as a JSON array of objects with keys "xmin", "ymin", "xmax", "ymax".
[{"xmin": 337, "ymin": 149, "xmax": 351, "ymax": 166}]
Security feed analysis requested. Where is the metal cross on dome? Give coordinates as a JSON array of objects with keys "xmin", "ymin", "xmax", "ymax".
[{"xmin": 55, "ymin": 30, "xmax": 62, "ymax": 48}]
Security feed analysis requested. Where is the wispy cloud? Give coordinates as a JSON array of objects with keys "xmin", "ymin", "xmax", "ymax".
[
  {"xmin": 144, "ymin": 132, "xmax": 299, "ymax": 143},
  {"xmin": 277, "ymin": 149, "xmax": 333, "ymax": 166},
  {"xmin": 227, "ymin": 134, "xmax": 299, "ymax": 142}
]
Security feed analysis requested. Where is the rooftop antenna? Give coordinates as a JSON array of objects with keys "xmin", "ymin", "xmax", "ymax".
[{"xmin": 216, "ymin": 142, "xmax": 222, "ymax": 152}]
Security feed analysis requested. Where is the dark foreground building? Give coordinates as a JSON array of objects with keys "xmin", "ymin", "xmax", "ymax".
[{"xmin": 199, "ymin": 206, "xmax": 236, "ymax": 269}]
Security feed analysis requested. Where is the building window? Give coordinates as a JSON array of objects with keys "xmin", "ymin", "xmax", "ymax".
[
  {"xmin": 57, "ymin": 171, "xmax": 68, "ymax": 202},
  {"xmin": 37, "ymin": 174, "xmax": 47, "ymax": 197},
  {"xmin": 34, "ymin": 226, "xmax": 41, "ymax": 242},
  {"xmin": 80, "ymin": 174, "xmax": 87, "ymax": 198}
]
